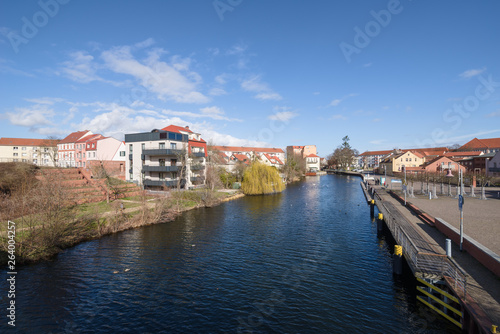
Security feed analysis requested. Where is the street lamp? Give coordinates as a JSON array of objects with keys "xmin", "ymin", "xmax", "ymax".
[{"xmin": 446, "ymin": 163, "xmax": 464, "ymax": 251}]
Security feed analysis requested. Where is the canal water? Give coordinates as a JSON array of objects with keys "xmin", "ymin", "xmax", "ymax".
[{"xmin": 3, "ymin": 175, "xmax": 458, "ymax": 333}]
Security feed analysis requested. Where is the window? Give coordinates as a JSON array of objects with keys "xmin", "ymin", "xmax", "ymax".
[
  {"xmin": 159, "ymin": 142, "xmax": 165, "ymax": 149},
  {"xmin": 22, "ymin": 147, "xmax": 26, "ymax": 150},
  {"xmin": 119, "ymin": 151, "xmax": 125, "ymax": 157},
  {"xmin": 22, "ymin": 153, "xmax": 27, "ymax": 157},
  {"xmin": 33, "ymin": 159, "xmax": 38, "ymax": 164},
  {"xmin": 92, "ymin": 143, "xmax": 95, "ymax": 148},
  {"xmin": 130, "ymin": 173, "xmax": 133, "ymax": 180},
  {"xmin": 13, "ymin": 159, "xmax": 18, "ymax": 162},
  {"xmin": 44, "ymin": 148, "xmax": 49, "ymax": 152},
  {"xmin": 159, "ymin": 159, "xmax": 165, "ymax": 166},
  {"xmin": 406, "ymin": 158, "xmax": 408, "ymax": 162},
  {"xmin": 142, "ymin": 143, "xmax": 145, "ymax": 150},
  {"xmin": 13, "ymin": 153, "xmax": 18, "ymax": 156},
  {"xmin": 13, "ymin": 147, "xmax": 18, "ymax": 150},
  {"xmin": 171, "ymin": 143, "xmax": 177, "ymax": 149},
  {"xmin": 33, "ymin": 153, "xmax": 38, "ymax": 158},
  {"xmin": 159, "ymin": 172, "xmax": 165, "ymax": 181},
  {"xmin": 129, "ymin": 144, "xmax": 133, "ymax": 153}
]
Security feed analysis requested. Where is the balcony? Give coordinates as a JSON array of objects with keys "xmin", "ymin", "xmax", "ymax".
[
  {"xmin": 143, "ymin": 179, "xmax": 185, "ymax": 188},
  {"xmin": 488, "ymin": 167, "xmax": 500, "ymax": 173},
  {"xmin": 191, "ymin": 164, "xmax": 205, "ymax": 171},
  {"xmin": 142, "ymin": 165, "xmax": 179, "ymax": 172},
  {"xmin": 192, "ymin": 152, "xmax": 206, "ymax": 158},
  {"xmin": 142, "ymin": 149, "xmax": 183, "ymax": 156},
  {"xmin": 191, "ymin": 176, "xmax": 205, "ymax": 183}
]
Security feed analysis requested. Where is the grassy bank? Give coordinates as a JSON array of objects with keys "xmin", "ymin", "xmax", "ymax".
[{"xmin": 0, "ymin": 189, "xmax": 243, "ymax": 265}]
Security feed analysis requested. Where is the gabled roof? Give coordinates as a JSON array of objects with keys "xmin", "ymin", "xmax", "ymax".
[
  {"xmin": 444, "ymin": 151, "xmax": 483, "ymax": 157},
  {"xmin": 459, "ymin": 137, "xmax": 500, "ymax": 151},
  {"xmin": 263, "ymin": 153, "xmax": 284, "ymax": 165},
  {"xmin": 306, "ymin": 154, "xmax": 320, "ymax": 158},
  {"xmin": 59, "ymin": 130, "xmax": 92, "ymax": 144},
  {"xmin": 76, "ymin": 134, "xmax": 102, "ymax": 143},
  {"xmin": 161, "ymin": 125, "xmax": 193, "ymax": 134},
  {"xmin": 213, "ymin": 146, "xmax": 284, "ymax": 154},
  {"xmin": 232, "ymin": 153, "xmax": 250, "ymax": 164},
  {"xmin": 359, "ymin": 150, "xmax": 392, "ymax": 156},
  {"xmin": 0, "ymin": 137, "xmax": 59, "ymax": 147}
]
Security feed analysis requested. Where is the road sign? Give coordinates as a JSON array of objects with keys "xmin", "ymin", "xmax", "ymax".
[{"xmin": 458, "ymin": 194, "xmax": 464, "ymax": 210}]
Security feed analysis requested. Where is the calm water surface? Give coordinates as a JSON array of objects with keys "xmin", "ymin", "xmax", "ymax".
[{"xmin": 2, "ymin": 175, "xmax": 458, "ymax": 333}]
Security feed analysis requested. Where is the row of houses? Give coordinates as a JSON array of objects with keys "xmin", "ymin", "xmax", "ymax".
[
  {"xmin": 359, "ymin": 137, "xmax": 500, "ymax": 177},
  {"xmin": 1, "ymin": 126, "xmax": 325, "ymax": 189}
]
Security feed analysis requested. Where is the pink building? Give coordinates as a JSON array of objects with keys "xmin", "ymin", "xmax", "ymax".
[{"xmin": 58, "ymin": 130, "xmax": 93, "ymax": 167}]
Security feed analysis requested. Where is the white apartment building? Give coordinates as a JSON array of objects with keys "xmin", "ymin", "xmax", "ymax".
[
  {"xmin": 125, "ymin": 125, "xmax": 206, "ymax": 189},
  {"xmin": 0, "ymin": 137, "xmax": 59, "ymax": 166}
]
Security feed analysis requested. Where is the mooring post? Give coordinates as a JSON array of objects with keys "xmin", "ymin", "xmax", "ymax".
[
  {"xmin": 370, "ymin": 199, "xmax": 375, "ymax": 217},
  {"xmin": 393, "ymin": 245, "xmax": 403, "ymax": 275},
  {"xmin": 492, "ymin": 324, "xmax": 497, "ymax": 333},
  {"xmin": 446, "ymin": 239, "xmax": 452, "ymax": 258},
  {"xmin": 377, "ymin": 213, "xmax": 384, "ymax": 237}
]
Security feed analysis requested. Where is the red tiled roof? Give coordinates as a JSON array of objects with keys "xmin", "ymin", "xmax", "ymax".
[
  {"xmin": 59, "ymin": 131, "xmax": 91, "ymax": 144},
  {"xmin": 161, "ymin": 125, "xmax": 193, "ymax": 133},
  {"xmin": 232, "ymin": 153, "xmax": 250, "ymax": 164},
  {"xmin": 213, "ymin": 146, "xmax": 284, "ymax": 154},
  {"xmin": 444, "ymin": 151, "xmax": 483, "ymax": 157},
  {"xmin": 0, "ymin": 137, "xmax": 59, "ymax": 147},
  {"xmin": 76, "ymin": 134, "xmax": 102, "ymax": 143},
  {"xmin": 359, "ymin": 150, "xmax": 392, "ymax": 156},
  {"xmin": 263, "ymin": 153, "xmax": 284, "ymax": 165},
  {"xmin": 306, "ymin": 154, "xmax": 320, "ymax": 158},
  {"xmin": 459, "ymin": 137, "xmax": 500, "ymax": 150}
]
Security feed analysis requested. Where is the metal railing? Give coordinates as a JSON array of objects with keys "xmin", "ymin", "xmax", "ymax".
[
  {"xmin": 375, "ymin": 192, "xmax": 467, "ymax": 297},
  {"xmin": 142, "ymin": 149, "xmax": 183, "ymax": 156},
  {"xmin": 142, "ymin": 165, "xmax": 179, "ymax": 172}
]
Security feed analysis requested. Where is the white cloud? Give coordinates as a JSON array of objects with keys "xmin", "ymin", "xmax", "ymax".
[
  {"xmin": 459, "ymin": 67, "xmax": 486, "ymax": 79},
  {"xmin": 61, "ymin": 51, "xmax": 102, "ymax": 83},
  {"xmin": 6, "ymin": 105, "xmax": 54, "ymax": 127},
  {"xmin": 372, "ymin": 118, "xmax": 382, "ymax": 122},
  {"xmin": 161, "ymin": 106, "xmax": 241, "ymax": 121},
  {"xmin": 134, "ymin": 38, "xmax": 155, "ymax": 49},
  {"xmin": 24, "ymin": 97, "xmax": 65, "ymax": 105},
  {"xmin": 101, "ymin": 46, "xmax": 209, "ymax": 103},
  {"xmin": 268, "ymin": 111, "xmax": 298, "ymax": 122},
  {"xmin": 209, "ymin": 87, "xmax": 227, "ymax": 96},
  {"xmin": 226, "ymin": 43, "xmax": 248, "ymax": 56},
  {"xmin": 363, "ymin": 62, "xmax": 373, "ymax": 67},
  {"xmin": 241, "ymin": 75, "xmax": 282, "ymax": 101},
  {"xmin": 330, "ymin": 114, "xmax": 347, "ymax": 120},
  {"xmin": 329, "ymin": 93, "xmax": 358, "ymax": 107},
  {"xmin": 215, "ymin": 74, "xmax": 228, "ymax": 85}
]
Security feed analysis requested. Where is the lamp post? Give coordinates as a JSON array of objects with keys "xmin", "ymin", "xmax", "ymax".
[{"xmin": 446, "ymin": 163, "xmax": 464, "ymax": 251}]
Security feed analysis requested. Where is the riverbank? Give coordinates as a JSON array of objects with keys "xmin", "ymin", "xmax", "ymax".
[{"xmin": 0, "ymin": 189, "xmax": 244, "ymax": 266}]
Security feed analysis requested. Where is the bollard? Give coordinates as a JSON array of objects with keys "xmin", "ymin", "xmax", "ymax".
[
  {"xmin": 377, "ymin": 213, "xmax": 384, "ymax": 238},
  {"xmin": 393, "ymin": 245, "xmax": 403, "ymax": 275},
  {"xmin": 370, "ymin": 199, "xmax": 375, "ymax": 217},
  {"xmin": 446, "ymin": 239, "xmax": 452, "ymax": 257},
  {"xmin": 492, "ymin": 325, "xmax": 497, "ymax": 333}
]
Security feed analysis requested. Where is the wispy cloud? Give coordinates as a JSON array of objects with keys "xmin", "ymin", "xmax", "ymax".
[
  {"xmin": 486, "ymin": 110, "xmax": 500, "ymax": 118},
  {"xmin": 459, "ymin": 67, "xmax": 486, "ymax": 79},
  {"xmin": 161, "ymin": 106, "xmax": 241, "ymax": 121},
  {"xmin": 241, "ymin": 75, "xmax": 282, "ymax": 101},
  {"xmin": 363, "ymin": 62, "xmax": 372, "ymax": 67},
  {"xmin": 330, "ymin": 114, "xmax": 347, "ymax": 120},
  {"xmin": 101, "ymin": 46, "xmax": 209, "ymax": 103},
  {"xmin": 268, "ymin": 111, "xmax": 298, "ymax": 122},
  {"xmin": 5, "ymin": 104, "xmax": 55, "ymax": 127},
  {"xmin": 329, "ymin": 93, "xmax": 358, "ymax": 107}
]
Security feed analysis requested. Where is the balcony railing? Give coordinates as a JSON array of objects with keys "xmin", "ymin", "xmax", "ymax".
[
  {"xmin": 143, "ymin": 179, "xmax": 184, "ymax": 187},
  {"xmin": 488, "ymin": 167, "xmax": 500, "ymax": 172},
  {"xmin": 192, "ymin": 152, "xmax": 206, "ymax": 157},
  {"xmin": 142, "ymin": 165, "xmax": 179, "ymax": 172},
  {"xmin": 142, "ymin": 149, "xmax": 183, "ymax": 156},
  {"xmin": 190, "ymin": 164, "xmax": 205, "ymax": 171},
  {"xmin": 191, "ymin": 176, "xmax": 205, "ymax": 183}
]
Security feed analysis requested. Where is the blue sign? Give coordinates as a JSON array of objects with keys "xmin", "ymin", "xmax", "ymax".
[{"xmin": 458, "ymin": 195, "xmax": 464, "ymax": 210}]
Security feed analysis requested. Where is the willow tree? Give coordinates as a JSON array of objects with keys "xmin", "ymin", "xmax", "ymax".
[{"xmin": 242, "ymin": 161, "xmax": 285, "ymax": 195}]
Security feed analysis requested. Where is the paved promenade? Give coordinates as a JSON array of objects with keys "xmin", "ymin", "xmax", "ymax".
[
  {"xmin": 380, "ymin": 176, "xmax": 500, "ymax": 255},
  {"xmin": 367, "ymin": 175, "xmax": 500, "ymax": 326}
]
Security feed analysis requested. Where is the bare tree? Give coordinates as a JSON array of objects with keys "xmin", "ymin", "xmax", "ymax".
[{"xmin": 328, "ymin": 136, "xmax": 359, "ymax": 170}]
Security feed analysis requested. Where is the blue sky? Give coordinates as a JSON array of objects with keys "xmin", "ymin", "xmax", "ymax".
[{"xmin": 1, "ymin": 0, "xmax": 500, "ymax": 156}]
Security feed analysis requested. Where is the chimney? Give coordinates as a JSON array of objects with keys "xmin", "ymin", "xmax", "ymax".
[{"xmin": 185, "ymin": 126, "xmax": 189, "ymax": 130}]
